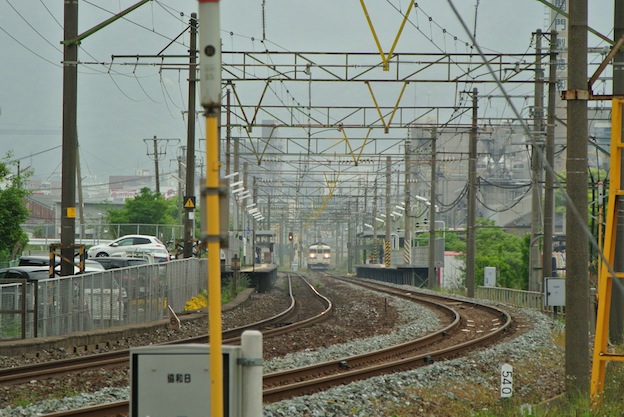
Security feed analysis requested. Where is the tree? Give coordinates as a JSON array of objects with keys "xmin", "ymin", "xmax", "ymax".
[
  {"xmin": 444, "ymin": 218, "xmax": 529, "ymax": 290},
  {"xmin": 473, "ymin": 218, "xmax": 528, "ymax": 290},
  {"xmin": 0, "ymin": 153, "xmax": 30, "ymax": 261},
  {"xmin": 443, "ymin": 230, "xmax": 465, "ymax": 252},
  {"xmin": 106, "ymin": 188, "xmax": 176, "ymax": 238}
]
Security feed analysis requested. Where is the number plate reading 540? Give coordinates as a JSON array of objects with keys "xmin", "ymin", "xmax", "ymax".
[{"xmin": 500, "ymin": 363, "xmax": 513, "ymax": 398}]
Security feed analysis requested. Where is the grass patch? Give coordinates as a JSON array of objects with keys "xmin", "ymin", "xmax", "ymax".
[{"xmin": 184, "ymin": 274, "xmax": 250, "ymax": 310}]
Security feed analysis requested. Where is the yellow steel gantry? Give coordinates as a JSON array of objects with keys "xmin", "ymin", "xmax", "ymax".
[{"xmin": 591, "ymin": 98, "xmax": 624, "ymax": 401}]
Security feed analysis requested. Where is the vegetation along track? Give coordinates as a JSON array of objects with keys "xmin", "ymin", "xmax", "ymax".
[{"xmin": 0, "ymin": 273, "xmax": 330, "ymax": 388}]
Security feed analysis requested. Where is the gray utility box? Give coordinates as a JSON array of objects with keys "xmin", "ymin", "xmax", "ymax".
[
  {"xmin": 130, "ymin": 344, "xmax": 241, "ymax": 417},
  {"xmin": 544, "ymin": 278, "xmax": 566, "ymax": 307}
]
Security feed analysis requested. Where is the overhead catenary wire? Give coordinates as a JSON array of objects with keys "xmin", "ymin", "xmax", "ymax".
[{"xmin": 445, "ymin": 0, "xmax": 616, "ymax": 283}]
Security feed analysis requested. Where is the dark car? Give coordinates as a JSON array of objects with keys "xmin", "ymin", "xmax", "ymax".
[
  {"xmin": 18, "ymin": 255, "xmax": 60, "ymax": 267},
  {"xmin": 18, "ymin": 255, "xmax": 105, "ymax": 273},
  {"xmin": 0, "ymin": 266, "xmax": 56, "ymax": 281},
  {"xmin": 90, "ymin": 257, "xmax": 150, "ymax": 270}
]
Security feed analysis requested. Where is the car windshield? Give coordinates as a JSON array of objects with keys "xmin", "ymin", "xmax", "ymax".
[{"xmin": 18, "ymin": 257, "xmax": 59, "ymax": 267}]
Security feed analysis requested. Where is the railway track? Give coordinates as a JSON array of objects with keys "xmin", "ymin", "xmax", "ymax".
[
  {"xmin": 0, "ymin": 273, "xmax": 331, "ymax": 387},
  {"xmin": 263, "ymin": 275, "xmax": 512, "ymax": 401},
  {"xmin": 32, "ymin": 275, "xmax": 514, "ymax": 417}
]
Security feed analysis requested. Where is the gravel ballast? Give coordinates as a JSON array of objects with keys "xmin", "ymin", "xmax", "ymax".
[{"xmin": 0, "ymin": 280, "xmax": 565, "ymax": 416}]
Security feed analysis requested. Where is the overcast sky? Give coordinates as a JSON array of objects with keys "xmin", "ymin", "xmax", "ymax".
[{"xmin": 0, "ymin": 0, "xmax": 615, "ymax": 187}]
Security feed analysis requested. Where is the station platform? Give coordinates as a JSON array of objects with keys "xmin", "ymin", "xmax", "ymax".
[
  {"xmin": 222, "ymin": 263, "xmax": 278, "ymax": 293},
  {"xmin": 355, "ymin": 264, "xmax": 429, "ymax": 287}
]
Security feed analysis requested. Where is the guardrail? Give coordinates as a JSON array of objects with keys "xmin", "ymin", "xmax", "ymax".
[
  {"xmin": 475, "ymin": 286, "xmax": 544, "ymax": 310},
  {"xmin": 21, "ymin": 223, "xmax": 184, "ymax": 248},
  {"xmin": 27, "ymin": 238, "xmax": 112, "ymax": 247}
]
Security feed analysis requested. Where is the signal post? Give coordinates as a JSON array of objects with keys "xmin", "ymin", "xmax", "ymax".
[{"xmin": 198, "ymin": 1, "xmax": 223, "ymax": 415}]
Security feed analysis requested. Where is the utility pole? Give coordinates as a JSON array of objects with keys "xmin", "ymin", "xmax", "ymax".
[
  {"xmin": 385, "ymin": 157, "xmax": 391, "ymax": 267},
  {"xmin": 298, "ymin": 216, "xmax": 303, "ymax": 268},
  {"xmin": 144, "ymin": 136, "xmax": 179, "ymax": 195},
  {"xmin": 428, "ymin": 128, "xmax": 437, "ymax": 289},
  {"xmin": 542, "ymin": 30, "xmax": 557, "ymax": 289},
  {"xmin": 184, "ymin": 13, "xmax": 198, "ymax": 258},
  {"xmin": 226, "ymin": 88, "xmax": 231, "ymax": 177},
  {"xmin": 372, "ymin": 179, "xmax": 378, "ymax": 263},
  {"xmin": 530, "ymin": 30, "xmax": 545, "ymax": 293},
  {"xmin": 466, "ymin": 88, "xmax": 478, "ymax": 298},
  {"xmin": 59, "ymin": 0, "xmax": 150, "ymax": 275},
  {"xmin": 176, "ymin": 150, "xmax": 185, "ymax": 227},
  {"xmin": 404, "ymin": 138, "xmax": 412, "ymax": 267},
  {"xmin": 403, "ymin": 140, "xmax": 412, "ymax": 258},
  {"xmin": 243, "ymin": 161, "xmax": 249, "ymax": 263},
  {"xmin": 347, "ymin": 203, "xmax": 353, "ymax": 273},
  {"xmin": 60, "ymin": 0, "xmax": 78, "ymax": 276},
  {"xmin": 610, "ymin": 0, "xmax": 624, "ymax": 344},
  {"xmin": 565, "ymin": 0, "xmax": 589, "ymax": 400}
]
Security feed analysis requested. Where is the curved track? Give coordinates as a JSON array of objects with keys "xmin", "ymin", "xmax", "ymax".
[
  {"xmin": 263, "ymin": 275, "xmax": 512, "ymax": 402},
  {"xmin": 35, "ymin": 274, "xmax": 514, "ymax": 417},
  {"xmin": 0, "ymin": 273, "xmax": 331, "ymax": 387}
]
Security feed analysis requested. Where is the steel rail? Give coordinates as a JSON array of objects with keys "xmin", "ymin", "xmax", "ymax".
[
  {"xmin": 0, "ymin": 273, "xmax": 331, "ymax": 387},
  {"xmin": 36, "ymin": 275, "xmax": 512, "ymax": 416},
  {"xmin": 262, "ymin": 276, "xmax": 512, "ymax": 402}
]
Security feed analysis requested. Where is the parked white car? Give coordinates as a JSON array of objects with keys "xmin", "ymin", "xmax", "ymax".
[{"xmin": 87, "ymin": 235, "xmax": 169, "ymax": 261}]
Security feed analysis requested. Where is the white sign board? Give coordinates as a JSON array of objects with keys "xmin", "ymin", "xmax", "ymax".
[
  {"xmin": 500, "ymin": 363, "xmax": 513, "ymax": 398},
  {"xmin": 484, "ymin": 267, "xmax": 496, "ymax": 287},
  {"xmin": 544, "ymin": 278, "xmax": 566, "ymax": 307},
  {"xmin": 130, "ymin": 344, "xmax": 241, "ymax": 417}
]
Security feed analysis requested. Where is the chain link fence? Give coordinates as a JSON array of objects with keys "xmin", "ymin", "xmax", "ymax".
[{"xmin": 0, "ymin": 258, "xmax": 206, "ymax": 340}]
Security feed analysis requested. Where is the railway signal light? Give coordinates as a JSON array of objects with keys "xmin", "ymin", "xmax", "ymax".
[{"xmin": 288, "ymin": 232, "xmax": 293, "ymax": 241}]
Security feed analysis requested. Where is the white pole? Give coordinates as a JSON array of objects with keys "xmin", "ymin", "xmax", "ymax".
[{"xmin": 241, "ymin": 330, "xmax": 263, "ymax": 417}]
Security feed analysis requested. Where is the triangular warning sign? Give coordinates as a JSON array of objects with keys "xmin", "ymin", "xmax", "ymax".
[{"xmin": 184, "ymin": 197, "xmax": 196, "ymax": 208}]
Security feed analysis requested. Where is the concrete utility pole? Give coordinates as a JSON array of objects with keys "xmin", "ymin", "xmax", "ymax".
[
  {"xmin": 60, "ymin": 0, "xmax": 78, "ymax": 277},
  {"xmin": 184, "ymin": 13, "xmax": 198, "ymax": 258},
  {"xmin": 530, "ymin": 30, "xmax": 545, "ymax": 293},
  {"xmin": 176, "ymin": 150, "xmax": 185, "ymax": 226},
  {"xmin": 428, "ymin": 128, "xmax": 437, "ymax": 289},
  {"xmin": 385, "ymin": 157, "xmax": 391, "ymax": 267},
  {"xmin": 372, "ymin": 179, "xmax": 378, "ymax": 263},
  {"xmin": 144, "ymin": 136, "xmax": 179, "ymax": 195},
  {"xmin": 543, "ymin": 30, "xmax": 557, "ymax": 287},
  {"xmin": 404, "ymin": 139, "xmax": 412, "ymax": 266},
  {"xmin": 226, "ymin": 89, "xmax": 231, "ymax": 177},
  {"xmin": 347, "ymin": 206, "xmax": 353, "ymax": 273},
  {"xmin": 60, "ymin": 0, "xmax": 150, "ymax": 275},
  {"xmin": 566, "ymin": 0, "xmax": 590, "ymax": 399},
  {"xmin": 610, "ymin": 0, "xmax": 624, "ymax": 344},
  {"xmin": 466, "ymin": 88, "xmax": 478, "ymax": 298}
]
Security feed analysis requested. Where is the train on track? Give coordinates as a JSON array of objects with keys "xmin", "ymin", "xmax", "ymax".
[{"xmin": 307, "ymin": 242, "xmax": 331, "ymax": 270}]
